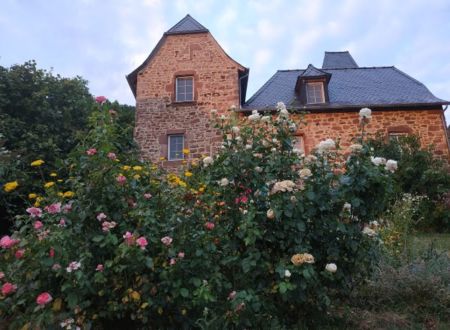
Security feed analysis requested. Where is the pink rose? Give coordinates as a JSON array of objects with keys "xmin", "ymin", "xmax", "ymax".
[
  {"xmin": 96, "ymin": 213, "xmax": 107, "ymax": 221},
  {"xmin": 62, "ymin": 203, "xmax": 72, "ymax": 213},
  {"xmin": 204, "ymin": 222, "xmax": 215, "ymax": 230},
  {"xmin": 143, "ymin": 193, "xmax": 152, "ymax": 200},
  {"xmin": 96, "ymin": 264, "xmax": 104, "ymax": 272},
  {"xmin": 86, "ymin": 148, "xmax": 97, "ymax": 156},
  {"xmin": 52, "ymin": 264, "xmax": 61, "ymax": 271},
  {"xmin": 26, "ymin": 207, "xmax": 42, "ymax": 218},
  {"xmin": 0, "ymin": 272, "xmax": 4, "ymax": 280},
  {"xmin": 178, "ymin": 251, "xmax": 185, "ymax": 259},
  {"xmin": 34, "ymin": 221, "xmax": 43, "ymax": 230},
  {"xmin": 95, "ymin": 96, "xmax": 107, "ymax": 104},
  {"xmin": 136, "ymin": 236, "xmax": 148, "ymax": 250},
  {"xmin": 15, "ymin": 249, "xmax": 25, "ymax": 259},
  {"xmin": 228, "ymin": 290, "xmax": 237, "ymax": 300},
  {"xmin": 161, "ymin": 236, "xmax": 173, "ymax": 246},
  {"xmin": 116, "ymin": 175, "xmax": 126, "ymax": 185},
  {"xmin": 59, "ymin": 219, "xmax": 66, "ymax": 227},
  {"xmin": 36, "ymin": 292, "xmax": 52, "ymax": 305},
  {"xmin": 45, "ymin": 202, "xmax": 61, "ymax": 214},
  {"xmin": 169, "ymin": 258, "xmax": 177, "ymax": 266},
  {"xmin": 0, "ymin": 236, "xmax": 19, "ymax": 249},
  {"xmin": 66, "ymin": 261, "xmax": 81, "ymax": 273},
  {"xmin": 123, "ymin": 231, "xmax": 134, "ymax": 245},
  {"xmin": 49, "ymin": 248, "xmax": 55, "ymax": 258},
  {"xmin": 102, "ymin": 221, "xmax": 117, "ymax": 232},
  {"xmin": 1, "ymin": 282, "xmax": 17, "ymax": 296},
  {"xmin": 107, "ymin": 152, "xmax": 117, "ymax": 160}
]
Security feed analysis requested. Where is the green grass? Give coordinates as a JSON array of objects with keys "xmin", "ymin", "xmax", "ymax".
[{"xmin": 409, "ymin": 233, "xmax": 450, "ymax": 256}]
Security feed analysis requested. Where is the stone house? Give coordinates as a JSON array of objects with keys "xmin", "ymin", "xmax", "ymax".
[{"xmin": 127, "ymin": 15, "xmax": 450, "ymax": 165}]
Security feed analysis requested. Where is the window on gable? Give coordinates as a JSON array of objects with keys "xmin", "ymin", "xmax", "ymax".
[
  {"xmin": 176, "ymin": 77, "xmax": 194, "ymax": 102},
  {"xmin": 168, "ymin": 134, "xmax": 184, "ymax": 161},
  {"xmin": 306, "ymin": 82, "xmax": 325, "ymax": 104}
]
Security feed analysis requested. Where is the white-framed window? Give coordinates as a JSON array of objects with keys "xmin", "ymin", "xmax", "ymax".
[
  {"xmin": 176, "ymin": 77, "xmax": 194, "ymax": 102},
  {"xmin": 388, "ymin": 132, "xmax": 407, "ymax": 143},
  {"xmin": 306, "ymin": 82, "xmax": 325, "ymax": 104},
  {"xmin": 293, "ymin": 135, "xmax": 305, "ymax": 154},
  {"xmin": 168, "ymin": 134, "xmax": 184, "ymax": 161}
]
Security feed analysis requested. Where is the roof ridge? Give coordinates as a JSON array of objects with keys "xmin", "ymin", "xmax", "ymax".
[{"xmin": 165, "ymin": 14, "xmax": 208, "ymax": 35}]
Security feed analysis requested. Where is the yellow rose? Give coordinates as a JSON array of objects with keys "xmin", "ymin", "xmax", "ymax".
[
  {"xmin": 291, "ymin": 253, "xmax": 315, "ymax": 266},
  {"xmin": 132, "ymin": 166, "xmax": 143, "ymax": 171},
  {"xmin": 184, "ymin": 171, "xmax": 193, "ymax": 177},
  {"xmin": 122, "ymin": 165, "xmax": 131, "ymax": 171},
  {"xmin": 130, "ymin": 291, "xmax": 141, "ymax": 301},
  {"xmin": 28, "ymin": 193, "xmax": 37, "ymax": 199},
  {"xmin": 57, "ymin": 192, "xmax": 64, "ymax": 197},
  {"xmin": 133, "ymin": 174, "xmax": 141, "ymax": 180},
  {"xmin": 182, "ymin": 148, "xmax": 190, "ymax": 155},
  {"xmin": 63, "ymin": 191, "xmax": 74, "ymax": 198},
  {"xmin": 3, "ymin": 181, "xmax": 19, "ymax": 192},
  {"xmin": 50, "ymin": 172, "xmax": 57, "ymax": 177},
  {"xmin": 44, "ymin": 182, "xmax": 55, "ymax": 189},
  {"xmin": 30, "ymin": 159, "xmax": 45, "ymax": 167}
]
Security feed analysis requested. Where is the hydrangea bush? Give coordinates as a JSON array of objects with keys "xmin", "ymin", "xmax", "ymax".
[{"xmin": 0, "ymin": 102, "xmax": 396, "ymax": 328}]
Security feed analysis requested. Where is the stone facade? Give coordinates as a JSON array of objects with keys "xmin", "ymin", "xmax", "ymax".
[
  {"xmin": 133, "ymin": 32, "xmax": 245, "ymax": 166},
  {"xmin": 294, "ymin": 109, "xmax": 449, "ymax": 157}
]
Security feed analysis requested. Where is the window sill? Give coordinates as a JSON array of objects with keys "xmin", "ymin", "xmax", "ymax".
[{"xmin": 173, "ymin": 101, "xmax": 197, "ymax": 106}]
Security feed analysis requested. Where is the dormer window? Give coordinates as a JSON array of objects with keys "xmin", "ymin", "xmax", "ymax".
[
  {"xmin": 176, "ymin": 77, "xmax": 193, "ymax": 102},
  {"xmin": 306, "ymin": 82, "xmax": 325, "ymax": 104}
]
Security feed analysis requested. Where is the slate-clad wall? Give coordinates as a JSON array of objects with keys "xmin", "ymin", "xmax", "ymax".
[
  {"xmin": 134, "ymin": 32, "xmax": 242, "ymax": 166},
  {"xmin": 293, "ymin": 109, "xmax": 449, "ymax": 158}
]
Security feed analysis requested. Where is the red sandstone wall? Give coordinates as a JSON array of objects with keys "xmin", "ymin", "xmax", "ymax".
[
  {"xmin": 134, "ymin": 32, "xmax": 244, "ymax": 165},
  {"xmin": 292, "ymin": 109, "xmax": 449, "ymax": 158}
]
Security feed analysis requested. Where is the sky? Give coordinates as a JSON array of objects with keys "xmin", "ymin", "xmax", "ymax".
[{"xmin": 1, "ymin": 0, "xmax": 450, "ymax": 121}]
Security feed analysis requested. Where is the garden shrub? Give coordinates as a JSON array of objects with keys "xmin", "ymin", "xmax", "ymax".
[
  {"xmin": 0, "ymin": 103, "xmax": 396, "ymax": 329},
  {"xmin": 368, "ymin": 133, "xmax": 450, "ymax": 232}
]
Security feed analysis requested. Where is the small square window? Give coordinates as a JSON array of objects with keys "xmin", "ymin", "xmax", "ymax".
[
  {"xmin": 306, "ymin": 82, "xmax": 325, "ymax": 104},
  {"xmin": 388, "ymin": 132, "xmax": 407, "ymax": 143},
  {"xmin": 168, "ymin": 135, "xmax": 184, "ymax": 161},
  {"xmin": 176, "ymin": 77, "xmax": 194, "ymax": 102}
]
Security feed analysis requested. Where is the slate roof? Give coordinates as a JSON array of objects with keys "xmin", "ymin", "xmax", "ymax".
[
  {"xmin": 244, "ymin": 66, "xmax": 449, "ymax": 110},
  {"xmin": 165, "ymin": 14, "xmax": 209, "ymax": 35},
  {"xmin": 322, "ymin": 51, "xmax": 358, "ymax": 69}
]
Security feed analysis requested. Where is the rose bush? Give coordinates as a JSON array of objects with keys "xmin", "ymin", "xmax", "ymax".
[{"xmin": 0, "ymin": 102, "xmax": 395, "ymax": 328}]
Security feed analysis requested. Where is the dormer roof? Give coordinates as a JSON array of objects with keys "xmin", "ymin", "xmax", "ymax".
[{"xmin": 299, "ymin": 64, "xmax": 331, "ymax": 79}]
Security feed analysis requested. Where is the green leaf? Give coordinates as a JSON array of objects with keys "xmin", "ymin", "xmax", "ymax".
[{"xmin": 180, "ymin": 288, "xmax": 189, "ymax": 298}]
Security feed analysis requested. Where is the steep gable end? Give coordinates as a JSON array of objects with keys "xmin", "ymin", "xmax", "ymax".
[{"xmin": 165, "ymin": 14, "xmax": 208, "ymax": 35}]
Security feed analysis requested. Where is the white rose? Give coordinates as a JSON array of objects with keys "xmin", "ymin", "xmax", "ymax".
[
  {"xmin": 248, "ymin": 110, "xmax": 261, "ymax": 122},
  {"xmin": 359, "ymin": 107, "xmax": 372, "ymax": 120},
  {"xmin": 276, "ymin": 101, "xmax": 287, "ymax": 112},
  {"xmin": 231, "ymin": 126, "xmax": 240, "ymax": 134},
  {"xmin": 343, "ymin": 202, "xmax": 352, "ymax": 212},
  {"xmin": 245, "ymin": 144, "xmax": 252, "ymax": 150},
  {"xmin": 219, "ymin": 178, "xmax": 229, "ymax": 187},
  {"xmin": 203, "ymin": 156, "xmax": 214, "ymax": 167},
  {"xmin": 289, "ymin": 123, "xmax": 297, "ymax": 132},
  {"xmin": 325, "ymin": 263, "xmax": 337, "ymax": 273},
  {"xmin": 362, "ymin": 226, "xmax": 377, "ymax": 237},
  {"xmin": 220, "ymin": 114, "xmax": 227, "ymax": 120},
  {"xmin": 299, "ymin": 168, "xmax": 312, "ymax": 179},
  {"xmin": 349, "ymin": 144, "xmax": 363, "ymax": 153},
  {"xmin": 316, "ymin": 138, "xmax": 335, "ymax": 154},
  {"xmin": 385, "ymin": 159, "xmax": 398, "ymax": 173},
  {"xmin": 261, "ymin": 116, "xmax": 271, "ymax": 122},
  {"xmin": 371, "ymin": 156, "xmax": 386, "ymax": 166},
  {"xmin": 255, "ymin": 166, "xmax": 263, "ymax": 173},
  {"xmin": 284, "ymin": 270, "xmax": 292, "ymax": 278},
  {"xmin": 267, "ymin": 209, "xmax": 275, "ymax": 219}
]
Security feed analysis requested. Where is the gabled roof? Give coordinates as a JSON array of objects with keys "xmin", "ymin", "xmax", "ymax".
[
  {"xmin": 244, "ymin": 66, "xmax": 449, "ymax": 110},
  {"xmin": 126, "ymin": 14, "xmax": 248, "ymax": 100},
  {"xmin": 165, "ymin": 14, "xmax": 208, "ymax": 35},
  {"xmin": 322, "ymin": 51, "xmax": 358, "ymax": 69},
  {"xmin": 299, "ymin": 64, "xmax": 330, "ymax": 78}
]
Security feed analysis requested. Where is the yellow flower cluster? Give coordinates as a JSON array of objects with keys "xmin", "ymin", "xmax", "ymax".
[
  {"xmin": 30, "ymin": 159, "xmax": 45, "ymax": 167},
  {"xmin": 167, "ymin": 174, "xmax": 187, "ymax": 187},
  {"xmin": 34, "ymin": 196, "xmax": 44, "ymax": 207},
  {"xmin": 291, "ymin": 253, "xmax": 315, "ymax": 266},
  {"xmin": 63, "ymin": 191, "xmax": 75, "ymax": 198},
  {"xmin": 3, "ymin": 181, "xmax": 18, "ymax": 192},
  {"xmin": 44, "ymin": 182, "xmax": 55, "ymax": 189}
]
